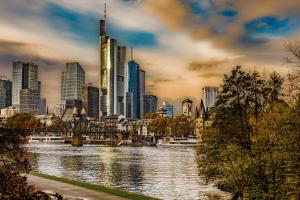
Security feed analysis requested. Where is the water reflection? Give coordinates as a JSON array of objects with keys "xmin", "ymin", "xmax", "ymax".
[{"xmin": 24, "ymin": 144, "xmax": 222, "ymax": 200}]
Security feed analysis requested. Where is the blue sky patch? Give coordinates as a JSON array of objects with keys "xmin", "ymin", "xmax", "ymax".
[
  {"xmin": 244, "ymin": 16, "xmax": 290, "ymax": 36},
  {"xmin": 221, "ymin": 10, "xmax": 237, "ymax": 17}
]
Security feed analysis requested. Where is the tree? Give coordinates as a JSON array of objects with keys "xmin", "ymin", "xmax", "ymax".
[
  {"xmin": 196, "ymin": 66, "xmax": 300, "ymax": 199},
  {"xmin": 5, "ymin": 113, "xmax": 42, "ymax": 129}
]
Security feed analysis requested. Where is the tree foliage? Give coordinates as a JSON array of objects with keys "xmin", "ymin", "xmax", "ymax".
[
  {"xmin": 147, "ymin": 115, "xmax": 194, "ymax": 137},
  {"xmin": 197, "ymin": 66, "xmax": 300, "ymax": 199},
  {"xmin": 0, "ymin": 114, "xmax": 63, "ymax": 199}
]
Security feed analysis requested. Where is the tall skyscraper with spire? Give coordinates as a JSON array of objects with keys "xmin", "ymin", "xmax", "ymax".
[{"xmin": 99, "ymin": 4, "xmax": 127, "ymax": 117}]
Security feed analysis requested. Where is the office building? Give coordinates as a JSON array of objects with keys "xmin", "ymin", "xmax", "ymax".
[
  {"xmin": 162, "ymin": 101, "xmax": 173, "ymax": 117},
  {"xmin": 0, "ymin": 78, "xmax": 12, "ymax": 109},
  {"xmin": 65, "ymin": 99, "xmax": 83, "ymax": 111},
  {"xmin": 144, "ymin": 95, "xmax": 158, "ymax": 114},
  {"xmin": 0, "ymin": 106, "xmax": 18, "ymax": 117},
  {"xmin": 202, "ymin": 86, "xmax": 219, "ymax": 110},
  {"xmin": 99, "ymin": 6, "xmax": 118, "ymax": 117},
  {"xmin": 20, "ymin": 89, "xmax": 39, "ymax": 114},
  {"xmin": 82, "ymin": 84, "xmax": 100, "ymax": 119},
  {"xmin": 138, "ymin": 70, "xmax": 145, "ymax": 118},
  {"xmin": 61, "ymin": 62, "xmax": 85, "ymax": 103},
  {"xmin": 182, "ymin": 99, "xmax": 193, "ymax": 117},
  {"xmin": 12, "ymin": 61, "xmax": 38, "ymax": 107},
  {"xmin": 116, "ymin": 46, "xmax": 127, "ymax": 116},
  {"xmin": 126, "ymin": 60, "xmax": 139, "ymax": 119},
  {"xmin": 39, "ymin": 98, "xmax": 46, "ymax": 115},
  {"xmin": 156, "ymin": 106, "xmax": 167, "ymax": 117}
]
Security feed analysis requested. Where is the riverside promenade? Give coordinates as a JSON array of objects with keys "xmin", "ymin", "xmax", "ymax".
[{"xmin": 27, "ymin": 173, "xmax": 156, "ymax": 200}]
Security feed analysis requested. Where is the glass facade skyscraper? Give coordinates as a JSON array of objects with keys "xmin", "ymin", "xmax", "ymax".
[
  {"xmin": 126, "ymin": 60, "xmax": 139, "ymax": 119},
  {"xmin": 99, "ymin": 11, "xmax": 128, "ymax": 117},
  {"xmin": 61, "ymin": 62, "xmax": 85, "ymax": 103},
  {"xmin": 82, "ymin": 84, "xmax": 100, "ymax": 119},
  {"xmin": 162, "ymin": 101, "xmax": 174, "ymax": 117},
  {"xmin": 144, "ymin": 94, "xmax": 158, "ymax": 114},
  {"xmin": 138, "ymin": 70, "xmax": 145, "ymax": 118},
  {"xmin": 12, "ymin": 61, "xmax": 38, "ymax": 108},
  {"xmin": 0, "ymin": 78, "xmax": 12, "ymax": 109}
]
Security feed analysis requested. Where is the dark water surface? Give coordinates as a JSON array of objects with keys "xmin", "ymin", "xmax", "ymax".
[{"xmin": 25, "ymin": 144, "xmax": 224, "ymax": 200}]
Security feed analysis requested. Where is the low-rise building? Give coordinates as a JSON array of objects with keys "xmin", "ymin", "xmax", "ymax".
[{"xmin": 0, "ymin": 106, "xmax": 19, "ymax": 118}]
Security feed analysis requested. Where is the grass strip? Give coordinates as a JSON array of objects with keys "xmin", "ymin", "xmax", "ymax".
[{"xmin": 30, "ymin": 172, "xmax": 158, "ymax": 200}]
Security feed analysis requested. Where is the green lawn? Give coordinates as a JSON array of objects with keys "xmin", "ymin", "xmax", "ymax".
[{"xmin": 30, "ymin": 172, "xmax": 158, "ymax": 200}]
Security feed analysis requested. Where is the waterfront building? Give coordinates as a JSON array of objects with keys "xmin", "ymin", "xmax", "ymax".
[
  {"xmin": 182, "ymin": 99, "xmax": 193, "ymax": 117},
  {"xmin": 144, "ymin": 94, "xmax": 158, "ymax": 114},
  {"xmin": 156, "ymin": 106, "xmax": 167, "ymax": 117},
  {"xmin": 35, "ymin": 114, "xmax": 55, "ymax": 126},
  {"xmin": 0, "ymin": 106, "xmax": 19, "ymax": 117},
  {"xmin": 12, "ymin": 61, "xmax": 38, "ymax": 108},
  {"xmin": 202, "ymin": 86, "xmax": 219, "ymax": 110},
  {"xmin": 162, "ymin": 101, "xmax": 173, "ymax": 117},
  {"xmin": 82, "ymin": 84, "xmax": 99, "ymax": 119},
  {"xmin": 20, "ymin": 89, "xmax": 39, "ymax": 114},
  {"xmin": 53, "ymin": 104, "xmax": 65, "ymax": 118},
  {"xmin": 61, "ymin": 62, "xmax": 85, "ymax": 103},
  {"xmin": 0, "ymin": 77, "xmax": 12, "ymax": 109}
]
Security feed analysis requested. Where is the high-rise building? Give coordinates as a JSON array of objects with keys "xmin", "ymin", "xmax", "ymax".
[
  {"xmin": 39, "ymin": 98, "xmax": 46, "ymax": 115},
  {"xmin": 116, "ymin": 46, "xmax": 127, "ymax": 116},
  {"xmin": 12, "ymin": 61, "xmax": 38, "ymax": 107},
  {"xmin": 0, "ymin": 78, "xmax": 12, "ymax": 109},
  {"xmin": 126, "ymin": 60, "xmax": 139, "ymax": 119},
  {"xmin": 182, "ymin": 99, "xmax": 193, "ymax": 117},
  {"xmin": 82, "ymin": 84, "xmax": 99, "ymax": 119},
  {"xmin": 99, "ymin": 7, "xmax": 118, "ymax": 117},
  {"xmin": 20, "ymin": 89, "xmax": 39, "ymax": 114},
  {"xmin": 144, "ymin": 95, "xmax": 158, "ymax": 114},
  {"xmin": 61, "ymin": 62, "xmax": 85, "ymax": 103},
  {"xmin": 202, "ymin": 86, "xmax": 219, "ymax": 110},
  {"xmin": 162, "ymin": 101, "xmax": 173, "ymax": 117},
  {"xmin": 138, "ymin": 70, "xmax": 145, "ymax": 118}
]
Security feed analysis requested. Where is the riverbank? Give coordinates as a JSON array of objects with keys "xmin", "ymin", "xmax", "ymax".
[{"xmin": 29, "ymin": 172, "xmax": 157, "ymax": 200}]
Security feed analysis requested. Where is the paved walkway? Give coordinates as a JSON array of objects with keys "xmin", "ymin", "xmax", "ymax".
[{"xmin": 27, "ymin": 175, "xmax": 130, "ymax": 200}]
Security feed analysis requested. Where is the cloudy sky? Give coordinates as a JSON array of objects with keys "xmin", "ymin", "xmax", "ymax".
[{"xmin": 0, "ymin": 0, "xmax": 299, "ymax": 114}]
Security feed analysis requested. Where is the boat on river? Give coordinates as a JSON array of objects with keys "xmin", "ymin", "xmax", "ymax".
[
  {"xmin": 157, "ymin": 136, "xmax": 202, "ymax": 147},
  {"xmin": 28, "ymin": 135, "xmax": 65, "ymax": 143}
]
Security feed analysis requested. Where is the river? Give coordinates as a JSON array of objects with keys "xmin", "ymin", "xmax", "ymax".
[{"xmin": 25, "ymin": 144, "xmax": 225, "ymax": 200}]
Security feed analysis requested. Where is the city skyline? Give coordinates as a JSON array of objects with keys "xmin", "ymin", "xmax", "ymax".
[{"xmin": 0, "ymin": 0, "xmax": 299, "ymax": 114}]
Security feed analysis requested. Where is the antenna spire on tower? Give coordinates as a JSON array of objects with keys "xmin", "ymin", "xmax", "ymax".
[{"xmin": 131, "ymin": 46, "xmax": 133, "ymax": 60}]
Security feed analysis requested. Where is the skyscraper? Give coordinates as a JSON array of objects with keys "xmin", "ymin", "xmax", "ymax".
[
  {"xmin": 162, "ymin": 101, "xmax": 173, "ymax": 117},
  {"xmin": 182, "ymin": 99, "xmax": 193, "ymax": 117},
  {"xmin": 82, "ymin": 84, "xmax": 99, "ymax": 119},
  {"xmin": 116, "ymin": 46, "xmax": 127, "ymax": 115},
  {"xmin": 126, "ymin": 60, "xmax": 139, "ymax": 119},
  {"xmin": 20, "ymin": 88, "xmax": 39, "ymax": 114},
  {"xmin": 61, "ymin": 62, "xmax": 85, "ymax": 103},
  {"xmin": 138, "ymin": 70, "xmax": 145, "ymax": 118},
  {"xmin": 202, "ymin": 86, "xmax": 219, "ymax": 110},
  {"xmin": 12, "ymin": 61, "xmax": 38, "ymax": 107},
  {"xmin": 144, "ymin": 94, "xmax": 158, "ymax": 114},
  {"xmin": 0, "ymin": 77, "xmax": 12, "ymax": 109},
  {"xmin": 99, "ymin": 6, "xmax": 118, "ymax": 117}
]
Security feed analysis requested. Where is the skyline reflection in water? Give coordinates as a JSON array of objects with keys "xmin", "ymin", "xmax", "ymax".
[{"xmin": 25, "ymin": 144, "xmax": 223, "ymax": 200}]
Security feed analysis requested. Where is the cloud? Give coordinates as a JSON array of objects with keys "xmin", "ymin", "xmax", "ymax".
[{"xmin": 188, "ymin": 59, "xmax": 229, "ymax": 71}]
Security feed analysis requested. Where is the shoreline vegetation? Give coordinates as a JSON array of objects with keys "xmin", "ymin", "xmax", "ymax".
[{"xmin": 30, "ymin": 172, "xmax": 157, "ymax": 200}]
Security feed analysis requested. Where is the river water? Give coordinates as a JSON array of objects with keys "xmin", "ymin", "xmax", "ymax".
[{"xmin": 25, "ymin": 144, "xmax": 225, "ymax": 200}]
